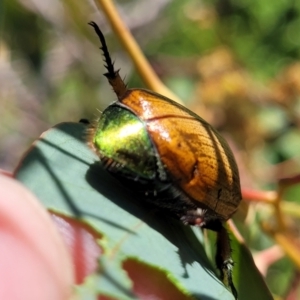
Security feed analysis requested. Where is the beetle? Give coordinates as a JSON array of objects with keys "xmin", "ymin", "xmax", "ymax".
[{"xmin": 88, "ymin": 21, "xmax": 242, "ymax": 299}]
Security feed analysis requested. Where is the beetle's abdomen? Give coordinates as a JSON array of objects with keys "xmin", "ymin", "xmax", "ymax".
[
  {"xmin": 121, "ymin": 89, "xmax": 242, "ymax": 220},
  {"xmin": 92, "ymin": 105, "xmax": 157, "ymax": 180}
]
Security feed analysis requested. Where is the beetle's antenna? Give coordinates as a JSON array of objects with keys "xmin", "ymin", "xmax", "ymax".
[{"xmin": 88, "ymin": 21, "xmax": 127, "ymax": 100}]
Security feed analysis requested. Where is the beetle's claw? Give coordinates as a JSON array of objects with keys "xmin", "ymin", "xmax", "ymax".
[
  {"xmin": 215, "ymin": 225, "xmax": 238, "ymax": 299},
  {"xmin": 221, "ymin": 259, "xmax": 238, "ymax": 300}
]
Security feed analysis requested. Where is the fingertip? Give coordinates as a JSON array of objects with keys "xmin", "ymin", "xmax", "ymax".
[{"xmin": 0, "ymin": 174, "xmax": 74, "ymax": 300}]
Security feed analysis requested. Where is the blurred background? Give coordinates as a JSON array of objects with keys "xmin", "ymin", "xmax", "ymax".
[{"xmin": 1, "ymin": 0, "xmax": 300, "ymax": 298}]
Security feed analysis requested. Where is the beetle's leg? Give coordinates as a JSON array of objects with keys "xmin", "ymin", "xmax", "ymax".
[
  {"xmin": 216, "ymin": 225, "xmax": 238, "ymax": 300},
  {"xmin": 88, "ymin": 21, "xmax": 127, "ymax": 100}
]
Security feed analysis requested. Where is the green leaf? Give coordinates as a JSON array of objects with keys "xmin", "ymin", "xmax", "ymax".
[
  {"xmin": 14, "ymin": 122, "xmax": 269, "ymax": 299},
  {"xmin": 231, "ymin": 232, "xmax": 274, "ymax": 300}
]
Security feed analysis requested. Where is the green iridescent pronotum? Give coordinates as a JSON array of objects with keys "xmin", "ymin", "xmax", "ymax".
[{"xmin": 93, "ymin": 105, "xmax": 157, "ymax": 180}]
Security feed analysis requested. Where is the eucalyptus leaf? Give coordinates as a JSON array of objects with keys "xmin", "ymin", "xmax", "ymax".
[{"xmin": 14, "ymin": 122, "xmax": 270, "ymax": 299}]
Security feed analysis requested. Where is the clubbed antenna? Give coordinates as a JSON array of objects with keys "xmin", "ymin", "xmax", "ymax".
[{"xmin": 88, "ymin": 21, "xmax": 127, "ymax": 100}]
